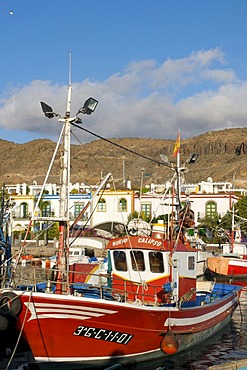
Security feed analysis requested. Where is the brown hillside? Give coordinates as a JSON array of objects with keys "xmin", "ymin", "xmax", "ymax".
[{"xmin": 1, "ymin": 128, "xmax": 247, "ymax": 189}]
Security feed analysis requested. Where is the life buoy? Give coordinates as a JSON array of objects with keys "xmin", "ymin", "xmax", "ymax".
[{"xmin": 0, "ymin": 291, "xmax": 21, "ymax": 317}]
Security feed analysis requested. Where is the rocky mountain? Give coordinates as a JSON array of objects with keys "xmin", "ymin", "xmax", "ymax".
[{"xmin": 1, "ymin": 127, "xmax": 247, "ymax": 189}]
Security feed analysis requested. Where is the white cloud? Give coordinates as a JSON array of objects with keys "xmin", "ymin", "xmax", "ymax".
[
  {"xmin": 200, "ymin": 69, "xmax": 235, "ymax": 83},
  {"xmin": 0, "ymin": 48, "xmax": 246, "ymax": 143}
]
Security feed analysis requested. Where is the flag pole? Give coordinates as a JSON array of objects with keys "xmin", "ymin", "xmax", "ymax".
[
  {"xmin": 173, "ymin": 130, "xmax": 181, "ymax": 211},
  {"xmin": 176, "ymin": 146, "xmax": 181, "ymax": 211}
]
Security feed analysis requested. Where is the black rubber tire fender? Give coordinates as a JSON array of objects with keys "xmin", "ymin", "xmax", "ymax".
[
  {"xmin": 0, "ymin": 315, "xmax": 9, "ymax": 330},
  {"xmin": 0, "ymin": 291, "xmax": 22, "ymax": 317}
]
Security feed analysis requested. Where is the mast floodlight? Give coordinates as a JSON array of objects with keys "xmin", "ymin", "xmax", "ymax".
[
  {"xmin": 188, "ymin": 153, "xmax": 199, "ymax": 164},
  {"xmin": 77, "ymin": 97, "xmax": 98, "ymax": 115},
  {"xmin": 159, "ymin": 154, "xmax": 174, "ymax": 169},
  {"xmin": 160, "ymin": 154, "xmax": 170, "ymax": 165},
  {"xmin": 74, "ymin": 117, "xmax": 83, "ymax": 124},
  {"xmin": 40, "ymin": 102, "xmax": 58, "ymax": 119}
]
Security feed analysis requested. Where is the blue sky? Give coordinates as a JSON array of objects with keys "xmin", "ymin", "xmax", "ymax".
[{"xmin": 1, "ymin": 0, "xmax": 247, "ymax": 144}]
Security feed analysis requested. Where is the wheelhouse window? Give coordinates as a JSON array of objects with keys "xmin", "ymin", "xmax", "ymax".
[
  {"xmin": 113, "ymin": 251, "xmax": 127, "ymax": 271},
  {"xmin": 131, "ymin": 250, "xmax": 145, "ymax": 271},
  {"xmin": 188, "ymin": 256, "xmax": 195, "ymax": 270},
  {"xmin": 97, "ymin": 198, "xmax": 106, "ymax": 212},
  {"xmin": 149, "ymin": 252, "xmax": 164, "ymax": 273},
  {"xmin": 118, "ymin": 198, "xmax": 127, "ymax": 212}
]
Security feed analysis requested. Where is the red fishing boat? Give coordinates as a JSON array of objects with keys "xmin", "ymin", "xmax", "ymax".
[
  {"xmin": 0, "ymin": 233, "xmax": 242, "ymax": 369},
  {"xmin": 207, "ymin": 210, "xmax": 247, "ymax": 279},
  {"xmin": 0, "ymin": 230, "xmax": 242, "ymax": 368},
  {"xmin": 207, "ymin": 254, "xmax": 247, "ymax": 279},
  {"xmin": 0, "ymin": 59, "xmax": 242, "ymax": 369}
]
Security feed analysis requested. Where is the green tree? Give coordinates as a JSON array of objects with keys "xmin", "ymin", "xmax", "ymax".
[
  {"xmin": 218, "ymin": 211, "xmax": 232, "ymax": 232},
  {"xmin": 127, "ymin": 210, "xmax": 151, "ymax": 223},
  {"xmin": 48, "ymin": 222, "xmax": 59, "ymax": 240},
  {"xmin": 197, "ymin": 214, "xmax": 221, "ymax": 243},
  {"xmin": 151, "ymin": 214, "xmax": 169, "ymax": 224},
  {"xmin": 235, "ymin": 196, "xmax": 247, "ymax": 222}
]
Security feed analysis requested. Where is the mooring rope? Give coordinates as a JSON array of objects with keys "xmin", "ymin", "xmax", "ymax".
[{"xmin": 5, "ymin": 289, "xmax": 33, "ymax": 370}]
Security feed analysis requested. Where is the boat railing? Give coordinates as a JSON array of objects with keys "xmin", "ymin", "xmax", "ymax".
[
  {"xmin": 1, "ymin": 265, "xmax": 237, "ymax": 306},
  {"xmin": 109, "ymin": 278, "xmax": 167, "ymax": 305},
  {"xmin": 0, "ymin": 265, "xmax": 175, "ymax": 305},
  {"xmin": 71, "ymin": 275, "xmax": 175, "ymax": 306}
]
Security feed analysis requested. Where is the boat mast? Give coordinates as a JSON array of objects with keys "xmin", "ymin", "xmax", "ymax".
[
  {"xmin": 0, "ymin": 185, "xmax": 13, "ymax": 284},
  {"xmin": 60, "ymin": 52, "xmax": 72, "ymax": 222},
  {"xmin": 40, "ymin": 53, "xmax": 98, "ymax": 294},
  {"xmin": 56, "ymin": 54, "xmax": 72, "ymax": 294},
  {"xmin": 230, "ymin": 203, "xmax": 235, "ymax": 253},
  {"xmin": 175, "ymin": 144, "xmax": 181, "ymax": 212}
]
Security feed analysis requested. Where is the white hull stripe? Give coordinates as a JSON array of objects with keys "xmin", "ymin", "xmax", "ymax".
[
  {"xmin": 25, "ymin": 303, "xmax": 118, "ymax": 322},
  {"xmin": 32, "ymin": 303, "xmax": 117, "ymax": 314},
  {"xmin": 228, "ymin": 260, "xmax": 247, "ymax": 267},
  {"xmin": 35, "ymin": 348, "xmax": 161, "ymax": 363},
  {"xmin": 164, "ymin": 297, "xmax": 237, "ymax": 327},
  {"xmin": 32, "ymin": 314, "xmax": 94, "ymax": 320},
  {"xmin": 29, "ymin": 308, "xmax": 105, "ymax": 317}
]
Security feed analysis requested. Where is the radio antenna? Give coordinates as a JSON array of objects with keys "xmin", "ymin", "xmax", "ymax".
[{"xmin": 66, "ymin": 51, "xmax": 72, "ymax": 116}]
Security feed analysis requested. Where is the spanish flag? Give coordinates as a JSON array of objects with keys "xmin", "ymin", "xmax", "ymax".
[{"xmin": 172, "ymin": 132, "xmax": 180, "ymax": 157}]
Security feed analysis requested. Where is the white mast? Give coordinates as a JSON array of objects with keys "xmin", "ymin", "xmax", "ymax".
[
  {"xmin": 174, "ymin": 129, "xmax": 181, "ymax": 211},
  {"xmin": 59, "ymin": 52, "xmax": 72, "ymax": 221},
  {"xmin": 56, "ymin": 53, "xmax": 72, "ymax": 293},
  {"xmin": 176, "ymin": 141, "xmax": 181, "ymax": 210},
  {"xmin": 39, "ymin": 54, "xmax": 98, "ymax": 294},
  {"xmin": 123, "ymin": 160, "xmax": 126, "ymax": 187}
]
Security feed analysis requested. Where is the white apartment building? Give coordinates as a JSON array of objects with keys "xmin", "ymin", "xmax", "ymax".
[
  {"xmin": 4, "ymin": 178, "xmax": 246, "ymax": 237},
  {"xmin": 90, "ymin": 189, "xmax": 134, "ymax": 232},
  {"xmin": 5, "ymin": 184, "xmax": 134, "ymax": 236},
  {"xmin": 135, "ymin": 192, "xmax": 239, "ymax": 225}
]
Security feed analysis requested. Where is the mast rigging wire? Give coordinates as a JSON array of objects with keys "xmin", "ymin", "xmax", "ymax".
[{"xmin": 71, "ymin": 123, "xmax": 173, "ymax": 169}]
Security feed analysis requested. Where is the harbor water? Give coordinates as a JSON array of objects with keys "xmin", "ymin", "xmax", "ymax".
[{"xmin": 1, "ymin": 281, "xmax": 247, "ymax": 370}]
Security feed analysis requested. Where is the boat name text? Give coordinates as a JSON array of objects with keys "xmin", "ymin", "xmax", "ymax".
[
  {"xmin": 112, "ymin": 238, "xmax": 128, "ymax": 246},
  {"xmin": 138, "ymin": 237, "xmax": 162, "ymax": 247},
  {"xmin": 112, "ymin": 237, "xmax": 161, "ymax": 247},
  {"xmin": 73, "ymin": 325, "xmax": 133, "ymax": 345}
]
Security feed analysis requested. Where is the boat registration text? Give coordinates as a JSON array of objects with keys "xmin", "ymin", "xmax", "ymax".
[{"xmin": 73, "ymin": 325, "xmax": 133, "ymax": 345}]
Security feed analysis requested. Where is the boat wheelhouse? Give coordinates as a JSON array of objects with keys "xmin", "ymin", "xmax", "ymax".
[{"xmin": 107, "ymin": 235, "xmax": 197, "ymax": 304}]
